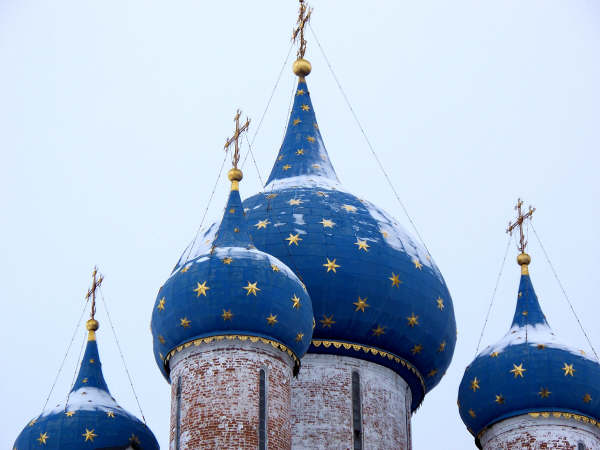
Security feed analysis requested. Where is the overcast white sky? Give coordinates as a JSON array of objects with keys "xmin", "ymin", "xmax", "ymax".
[{"xmin": 1, "ymin": 1, "xmax": 599, "ymax": 448}]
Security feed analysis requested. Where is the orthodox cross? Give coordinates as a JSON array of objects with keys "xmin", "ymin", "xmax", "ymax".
[
  {"xmin": 85, "ymin": 266, "xmax": 104, "ymax": 320},
  {"xmin": 292, "ymin": 0, "xmax": 312, "ymax": 59},
  {"xmin": 223, "ymin": 109, "xmax": 250, "ymax": 169},
  {"xmin": 506, "ymin": 198, "xmax": 536, "ymax": 253}
]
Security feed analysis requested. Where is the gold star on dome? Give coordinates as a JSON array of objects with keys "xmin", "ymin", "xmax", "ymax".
[
  {"xmin": 222, "ymin": 309, "xmax": 233, "ymax": 321},
  {"xmin": 353, "ymin": 296, "xmax": 370, "ymax": 312},
  {"xmin": 266, "ymin": 314, "xmax": 278, "ymax": 326},
  {"xmin": 301, "ymin": 104, "xmax": 310, "ymax": 111},
  {"xmin": 106, "ymin": 411, "xmax": 115, "ymax": 418},
  {"xmin": 295, "ymin": 332, "xmax": 304, "ymax": 342},
  {"xmin": 490, "ymin": 351, "xmax": 500, "ymax": 358},
  {"xmin": 389, "ymin": 273, "xmax": 401, "ymax": 287},
  {"xmin": 438, "ymin": 341, "xmax": 447, "ymax": 352},
  {"xmin": 306, "ymin": 136, "xmax": 315, "ymax": 143},
  {"xmin": 538, "ymin": 387, "xmax": 551, "ymax": 398},
  {"xmin": 65, "ymin": 411, "xmax": 75, "ymax": 417},
  {"xmin": 130, "ymin": 434, "xmax": 141, "ymax": 444},
  {"xmin": 562, "ymin": 363, "xmax": 575, "ymax": 376},
  {"xmin": 372, "ymin": 325, "xmax": 386, "ymax": 336},
  {"xmin": 271, "ymin": 264, "xmax": 280, "ymax": 272},
  {"xmin": 468, "ymin": 409, "xmax": 476, "ymax": 418},
  {"xmin": 428, "ymin": 369, "xmax": 438, "ymax": 377},
  {"xmin": 320, "ymin": 218, "xmax": 335, "ymax": 228},
  {"xmin": 323, "ymin": 258, "xmax": 340, "ymax": 273},
  {"xmin": 37, "ymin": 432, "xmax": 48, "ymax": 444},
  {"xmin": 222, "ymin": 257, "xmax": 233, "ymax": 265},
  {"xmin": 158, "ymin": 335, "xmax": 165, "ymax": 344},
  {"xmin": 180, "ymin": 317, "xmax": 191, "ymax": 328},
  {"xmin": 283, "ymin": 164, "xmax": 292, "ymax": 171},
  {"xmin": 229, "ymin": 208, "xmax": 235, "ymax": 214},
  {"xmin": 495, "ymin": 394, "xmax": 505, "ymax": 404},
  {"xmin": 411, "ymin": 344, "xmax": 423, "ymax": 354},
  {"xmin": 354, "ymin": 239, "xmax": 369, "ymax": 251},
  {"xmin": 342, "ymin": 204, "xmax": 357, "ymax": 212},
  {"xmin": 243, "ymin": 282, "xmax": 260, "ymax": 296},
  {"xmin": 194, "ymin": 281, "xmax": 210, "ymax": 297},
  {"xmin": 412, "ymin": 258, "xmax": 423, "ymax": 270},
  {"xmin": 312, "ymin": 164, "xmax": 320, "ymax": 169},
  {"xmin": 522, "ymin": 311, "xmax": 528, "ymax": 316},
  {"xmin": 296, "ymin": 149, "xmax": 304, "ymax": 155},
  {"xmin": 82, "ymin": 378, "xmax": 88, "ymax": 383},
  {"xmin": 470, "ymin": 377, "xmax": 480, "ymax": 392},
  {"xmin": 286, "ymin": 233, "xmax": 302, "ymax": 246},
  {"xmin": 255, "ymin": 219, "xmax": 270, "ymax": 229},
  {"xmin": 293, "ymin": 118, "xmax": 301, "ymax": 126},
  {"xmin": 291, "ymin": 294, "xmax": 301, "ymax": 309},
  {"xmin": 288, "ymin": 198, "xmax": 303, "ymax": 206},
  {"xmin": 82, "ymin": 429, "xmax": 97, "ymax": 442},
  {"xmin": 89, "ymin": 359, "xmax": 95, "ymax": 364},
  {"xmin": 584, "ymin": 393, "xmax": 592, "ymax": 403},
  {"xmin": 537, "ymin": 344, "xmax": 545, "ymax": 350},
  {"xmin": 436, "ymin": 297, "xmax": 445, "ymax": 310},
  {"xmin": 518, "ymin": 291, "xmax": 523, "ymax": 298},
  {"xmin": 266, "ymin": 193, "xmax": 278, "ymax": 199},
  {"xmin": 407, "ymin": 313, "xmax": 419, "ymax": 327},
  {"xmin": 181, "ymin": 266, "xmax": 190, "ymax": 273},
  {"xmin": 157, "ymin": 297, "xmax": 166, "ymax": 311},
  {"xmin": 510, "ymin": 363, "xmax": 526, "ymax": 378},
  {"xmin": 320, "ymin": 314, "xmax": 336, "ymax": 328},
  {"xmin": 296, "ymin": 89, "xmax": 305, "ymax": 96}
]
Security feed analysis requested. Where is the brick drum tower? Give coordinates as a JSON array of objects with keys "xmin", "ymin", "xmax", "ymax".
[{"xmin": 458, "ymin": 204, "xmax": 600, "ymax": 449}]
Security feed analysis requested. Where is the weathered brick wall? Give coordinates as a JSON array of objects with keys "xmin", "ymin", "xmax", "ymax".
[
  {"xmin": 168, "ymin": 339, "xmax": 294, "ymax": 450},
  {"xmin": 480, "ymin": 414, "xmax": 600, "ymax": 449},
  {"xmin": 291, "ymin": 354, "xmax": 412, "ymax": 449}
]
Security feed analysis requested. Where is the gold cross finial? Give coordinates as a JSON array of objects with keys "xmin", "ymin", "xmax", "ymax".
[
  {"xmin": 292, "ymin": 0, "xmax": 312, "ymax": 59},
  {"xmin": 507, "ymin": 198, "xmax": 536, "ymax": 254},
  {"xmin": 85, "ymin": 266, "xmax": 104, "ymax": 322},
  {"xmin": 223, "ymin": 109, "xmax": 250, "ymax": 170}
]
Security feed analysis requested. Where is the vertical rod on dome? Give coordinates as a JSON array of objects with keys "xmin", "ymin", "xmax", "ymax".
[
  {"xmin": 224, "ymin": 109, "xmax": 251, "ymax": 190},
  {"xmin": 85, "ymin": 266, "xmax": 104, "ymax": 340},
  {"xmin": 506, "ymin": 198, "xmax": 535, "ymax": 274},
  {"xmin": 292, "ymin": 0, "xmax": 313, "ymax": 78}
]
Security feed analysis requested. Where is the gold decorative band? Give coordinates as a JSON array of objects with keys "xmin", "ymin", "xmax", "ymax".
[
  {"xmin": 311, "ymin": 339, "xmax": 426, "ymax": 393},
  {"xmin": 164, "ymin": 334, "xmax": 300, "ymax": 370}
]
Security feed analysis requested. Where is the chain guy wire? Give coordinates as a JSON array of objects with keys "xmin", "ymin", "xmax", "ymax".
[
  {"xmin": 99, "ymin": 287, "xmax": 148, "ymax": 424},
  {"xmin": 530, "ymin": 223, "xmax": 599, "ymax": 362},
  {"xmin": 40, "ymin": 295, "xmax": 90, "ymax": 415},
  {"xmin": 308, "ymin": 23, "xmax": 433, "ymax": 258},
  {"xmin": 474, "ymin": 235, "xmax": 512, "ymax": 355}
]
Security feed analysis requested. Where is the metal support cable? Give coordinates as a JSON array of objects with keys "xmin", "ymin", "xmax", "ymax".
[
  {"xmin": 40, "ymin": 295, "xmax": 90, "ymax": 415},
  {"xmin": 530, "ymin": 224, "xmax": 599, "ymax": 362},
  {"xmin": 474, "ymin": 236, "xmax": 512, "ymax": 355},
  {"xmin": 99, "ymin": 287, "xmax": 148, "ymax": 424},
  {"xmin": 244, "ymin": 134, "xmax": 265, "ymax": 187},
  {"xmin": 308, "ymin": 24, "xmax": 433, "ymax": 258},
  {"xmin": 64, "ymin": 326, "xmax": 88, "ymax": 409}
]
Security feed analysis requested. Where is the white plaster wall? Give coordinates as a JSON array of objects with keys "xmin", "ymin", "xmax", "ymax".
[
  {"xmin": 291, "ymin": 354, "xmax": 412, "ymax": 450},
  {"xmin": 480, "ymin": 414, "xmax": 600, "ymax": 449}
]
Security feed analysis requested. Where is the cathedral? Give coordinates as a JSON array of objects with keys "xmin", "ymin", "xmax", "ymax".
[{"xmin": 11, "ymin": 2, "xmax": 600, "ymax": 449}]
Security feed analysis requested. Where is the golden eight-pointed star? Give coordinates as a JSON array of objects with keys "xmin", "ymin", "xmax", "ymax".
[
  {"xmin": 353, "ymin": 296, "xmax": 370, "ymax": 312},
  {"xmin": 468, "ymin": 409, "xmax": 476, "ymax": 418},
  {"xmin": 436, "ymin": 297, "xmax": 445, "ymax": 310},
  {"xmin": 428, "ymin": 369, "xmax": 438, "ymax": 377},
  {"xmin": 584, "ymin": 393, "xmax": 592, "ymax": 403},
  {"xmin": 296, "ymin": 89, "xmax": 305, "ymax": 96},
  {"xmin": 193, "ymin": 281, "xmax": 210, "ymax": 297},
  {"xmin": 291, "ymin": 294, "xmax": 301, "ymax": 309},
  {"xmin": 37, "ymin": 432, "xmax": 48, "ymax": 444},
  {"xmin": 65, "ymin": 411, "xmax": 75, "ymax": 417},
  {"xmin": 223, "ymin": 257, "xmax": 233, "ymax": 265},
  {"xmin": 296, "ymin": 332, "xmax": 304, "ymax": 342},
  {"xmin": 312, "ymin": 164, "xmax": 320, "ymax": 169},
  {"xmin": 354, "ymin": 239, "xmax": 369, "ymax": 251},
  {"xmin": 320, "ymin": 314, "xmax": 336, "ymax": 328},
  {"xmin": 271, "ymin": 264, "xmax": 280, "ymax": 272},
  {"xmin": 562, "ymin": 363, "xmax": 575, "ymax": 376},
  {"xmin": 296, "ymin": 149, "xmax": 304, "ymax": 155},
  {"xmin": 411, "ymin": 344, "xmax": 423, "ymax": 354},
  {"xmin": 510, "ymin": 363, "xmax": 526, "ymax": 378},
  {"xmin": 158, "ymin": 335, "xmax": 165, "ymax": 344},
  {"xmin": 306, "ymin": 136, "xmax": 315, "ymax": 143},
  {"xmin": 293, "ymin": 118, "xmax": 301, "ymax": 126},
  {"xmin": 538, "ymin": 387, "xmax": 551, "ymax": 398},
  {"xmin": 301, "ymin": 104, "xmax": 310, "ymax": 111},
  {"xmin": 106, "ymin": 411, "xmax": 115, "ymax": 418},
  {"xmin": 82, "ymin": 378, "xmax": 88, "ymax": 384},
  {"xmin": 412, "ymin": 258, "xmax": 423, "ymax": 270},
  {"xmin": 438, "ymin": 341, "xmax": 447, "ymax": 352},
  {"xmin": 407, "ymin": 313, "xmax": 419, "ymax": 327},
  {"xmin": 495, "ymin": 394, "xmax": 505, "ymax": 404},
  {"xmin": 243, "ymin": 281, "xmax": 260, "ymax": 296},
  {"xmin": 286, "ymin": 233, "xmax": 302, "ymax": 246},
  {"xmin": 254, "ymin": 219, "xmax": 270, "ymax": 229},
  {"xmin": 181, "ymin": 266, "xmax": 190, "ymax": 273},
  {"xmin": 82, "ymin": 429, "xmax": 97, "ymax": 442},
  {"xmin": 222, "ymin": 309, "xmax": 233, "ymax": 321},
  {"xmin": 157, "ymin": 297, "xmax": 166, "ymax": 311},
  {"xmin": 372, "ymin": 325, "xmax": 386, "ymax": 336},
  {"xmin": 342, "ymin": 204, "xmax": 357, "ymax": 213},
  {"xmin": 389, "ymin": 273, "xmax": 401, "ymax": 287},
  {"xmin": 266, "ymin": 314, "xmax": 278, "ymax": 326},
  {"xmin": 320, "ymin": 218, "xmax": 335, "ymax": 228},
  {"xmin": 288, "ymin": 198, "xmax": 302, "ymax": 206},
  {"xmin": 323, "ymin": 258, "xmax": 340, "ymax": 273},
  {"xmin": 180, "ymin": 317, "xmax": 191, "ymax": 328},
  {"xmin": 470, "ymin": 377, "xmax": 480, "ymax": 392},
  {"xmin": 490, "ymin": 351, "xmax": 500, "ymax": 357},
  {"xmin": 283, "ymin": 164, "xmax": 292, "ymax": 171}
]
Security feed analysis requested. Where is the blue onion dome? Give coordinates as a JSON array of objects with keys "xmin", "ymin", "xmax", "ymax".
[
  {"xmin": 14, "ymin": 319, "xmax": 159, "ymax": 450},
  {"xmin": 151, "ymin": 166, "xmax": 314, "ymax": 380},
  {"xmin": 238, "ymin": 62, "xmax": 456, "ymax": 411},
  {"xmin": 458, "ymin": 253, "xmax": 600, "ymax": 446}
]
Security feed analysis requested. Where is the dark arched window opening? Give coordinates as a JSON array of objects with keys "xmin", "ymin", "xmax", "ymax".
[{"xmin": 259, "ymin": 369, "xmax": 267, "ymax": 450}]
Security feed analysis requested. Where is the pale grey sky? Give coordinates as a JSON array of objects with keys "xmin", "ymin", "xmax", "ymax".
[{"xmin": 1, "ymin": 1, "xmax": 599, "ymax": 448}]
